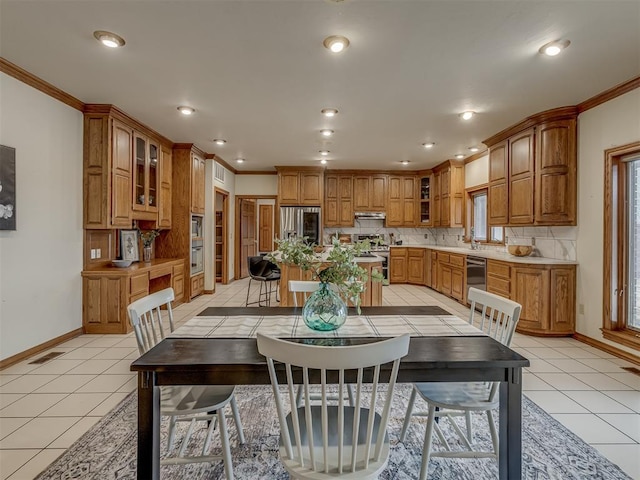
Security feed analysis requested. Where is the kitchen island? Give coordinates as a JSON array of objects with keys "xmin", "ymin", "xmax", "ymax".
[{"xmin": 277, "ymin": 255, "xmax": 384, "ymax": 307}]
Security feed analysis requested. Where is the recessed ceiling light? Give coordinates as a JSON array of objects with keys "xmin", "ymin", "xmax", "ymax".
[
  {"xmin": 93, "ymin": 30, "xmax": 125, "ymax": 48},
  {"xmin": 319, "ymin": 150, "xmax": 330, "ymax": 156},
  {"xmin": 321, "ymin": 108, "xmax": 338, "ymax": 117},
  {"xmin": 539, "ymin": 40, "xmax": 571, "ymax": 57},
  {"xmin": 468, "ymin": 146, "xmax": 479, "ymax": 152},
  {"xmin": 320, "ymin": 129, "xmax": 334, "ymax": 137},
  {"xmin": 177, "ymin": 106, "xmax": 195, "ymax": 115},
  {"xmin": 455, "ymin": 154, "xmax": 465, "ymax": 159},
  {"xmin": 236, "ymin": 158, "xmax": 245, "ymax": 163},
  {"xmin": 213, "ymin": 139, "xmax": 227, "ymax": 145},
  {"xmin": 401, "ymin": 160, "xmax": 410, "ymax": 166},
  {"xmin": 459, "ymin": 111, "xmax": 475, "ymax": 120},
  {"xmin": 323, "ymin": 35, "xmax": 350, "ymax": 53},
  {"xmin": 320, "ymin": 159, "xmax": 328, "ymax": 165},
  {"xmin": 422, "ymin": 142, "xmax": 435, "ymax": 149}
]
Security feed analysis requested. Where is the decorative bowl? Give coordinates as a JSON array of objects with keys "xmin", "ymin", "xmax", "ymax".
[
  {"xmin": 507, "ymin": 245, "xmax": 533, "ymax": 257},
  {"xmin": 112, "ymin": 259, "xmax": 133, "ymax": 268}
]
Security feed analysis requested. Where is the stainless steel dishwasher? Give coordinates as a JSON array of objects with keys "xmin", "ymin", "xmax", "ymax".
[{"xmin": 466, "ymin": 256, "xmax": 487, "ymax": 302}]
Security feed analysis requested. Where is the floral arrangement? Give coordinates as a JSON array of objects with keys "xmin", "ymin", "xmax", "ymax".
[
  {"xmin": 267, "ymin": 236, "xmax": 383, "ymax": 312},
  {"xmin": 138, "ymin": 229, "xmax": 161, "ymax": 248}
]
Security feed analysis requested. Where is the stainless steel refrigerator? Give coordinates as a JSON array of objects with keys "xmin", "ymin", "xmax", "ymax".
[{"xmin": 279, "ymin": 207, "xmax": 322, "ymax": 245}]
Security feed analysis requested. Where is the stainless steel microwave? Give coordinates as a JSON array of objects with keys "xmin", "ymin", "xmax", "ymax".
[{"xmin": 191, "ymin": 215, "xmax": 203, "ymax": 238}]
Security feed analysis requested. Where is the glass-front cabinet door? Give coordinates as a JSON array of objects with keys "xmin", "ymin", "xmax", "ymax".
[
  {"xmin": 133, "ymin": 135, "xmax": 147, "ymax": 211},
  {"xmin": 132, "ymin": 133, "xmax": 159, "ymax": 213},
  {"xmin": 148, "ymin": 142, "xmax": 158, "ymax": 210},
  {"xmin": 419, "ymin": 175, "xmax": 431, "ymax": 225}
]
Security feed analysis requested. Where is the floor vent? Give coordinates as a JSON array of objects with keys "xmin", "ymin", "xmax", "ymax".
[
  {"xmin": 621, "ymin": 366, "xmax": 640, "ymax": 377},
  {"xmin": 28, "ymin": 351, "xmax": 65, "ymax": 364}
]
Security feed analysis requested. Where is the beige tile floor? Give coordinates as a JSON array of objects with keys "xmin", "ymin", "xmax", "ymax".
[{"xmin": 1, "ymin": 280, "xmax": 639, "ymax": 479}]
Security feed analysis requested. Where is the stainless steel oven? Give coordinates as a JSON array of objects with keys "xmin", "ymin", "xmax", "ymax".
[
  {"xmin": 355, "ymin": 234, "xmax": 389, "ymax": 281},
  {"xmin": 191, "ymin": 239, "xmax": 204, "ymax": 276}
]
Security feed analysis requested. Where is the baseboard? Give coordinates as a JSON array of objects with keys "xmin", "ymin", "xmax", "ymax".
[
  {"xmin": 573, "ymin": 332, "xmax": 640, "ymax": 366},
  {"xmin": 0, "ymin": 328, "xmax": 83, "ymax": 370}
]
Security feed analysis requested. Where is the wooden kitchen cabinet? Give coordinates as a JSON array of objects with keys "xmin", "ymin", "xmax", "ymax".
[
  {"xmin": 190, "ymin": 272, "xmax": 205, "ymax": 299},
  {"xmin": 511, "ymin": 264, "xmax": 576, "ymax": 336},
  {"xmin": 389, "ymin": 247, "xmax": 408, "ymax": 283},
  {"xmin": 157, "ymin": 145, "xmax": 172, "ymax": 228},
  {"xmin": 132, "ymin": 133, "xmax": 160, "ymax": 219},
  {"xmin": 486, "ymin": 259, "xmax": 511, "ymax": 298},
  {"xmin": 535, "ymin": 118, "xmax": 577, "ymax": 225},
  {"xmin": 387, "ymin": 175, "xmax": 417, "ymax": 227},
  {"xmin": 431, "ymin": 161, "xmax": 464, "ymax": 227},
  {"xmin": 436, "ymin": 252, "xmax": 465, "ymax": 302},
  {"xmin": 81, "ymin": 259, "xmax": 184, "ymax": 334},
  {"xmin": 418, "ymin": 173, "xmax": 433, "ymax": 226},
  {"xmin": 277, "ymin": 167, "xmax": 324, "ymax": 206},
  {"xmin": 83, "ymin": 105, "xmax": 172, "ymax": 230},
  {"xmin": 424, "ymin": 249, "xmax": 432, "ymax": 287},
  {"xmin": 324, "ymin": 173, "xmax": 353, "ymax": 227},
  {"xmin": 155, "ymin": 143, "xmax": 207, "ymax": 300},
  {"xmin": 407, "ymin": 248, "xmax": 425, "ymax": 284},
  {"xmin": 353, "ymin": 174, "xmax": 387, "ymax": 211},
  {"xmin": 191, "ymin": 153, "xmax": 206, "ymax": 214},
  {"xmin": 485, "ymin": 107, "xmax": 577, "ymax": 226}
]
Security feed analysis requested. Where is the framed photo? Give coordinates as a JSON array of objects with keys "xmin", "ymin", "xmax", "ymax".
[
  {"xmin": 0, "ymin": 145, "xmax": 16, "ymax": 231},
  {"xmin": 119, "ymin": 229, "xmax": 139, "ymax": 262}
]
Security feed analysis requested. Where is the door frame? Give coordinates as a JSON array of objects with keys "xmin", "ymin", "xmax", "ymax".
[
  {"xmin": 215, "ymin": 187, "xmax": 229, "ymax": 285},
  {"xmin": 234, "ymin": 195, "xmax": 279, "ymax": 280}
]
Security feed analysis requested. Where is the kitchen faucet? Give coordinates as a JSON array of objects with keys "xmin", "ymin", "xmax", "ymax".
[{"xmin": 470, "ymin": 227, "xmax": 479, "ymax": 250}]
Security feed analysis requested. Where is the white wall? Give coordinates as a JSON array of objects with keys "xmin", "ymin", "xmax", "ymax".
[
  {"xmin": 213, "ymin": 162, "xmax": 236, "ymax": 281},
  {"xmin": 576, "ymin": 88, "xmax": 640, "ymax": 355},
  {"xmin": 464, "ymin": 154, "xmax": 489, "ymax": 188},
  {"xmin": 235, "ymin": 175, "xmax": 277, "ymax": 196},
  {"xmin": 0, "ymin": 73, "xmax": 84, "ymax": 360}
]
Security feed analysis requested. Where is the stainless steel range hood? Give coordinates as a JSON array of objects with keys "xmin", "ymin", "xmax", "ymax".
[{"xmin": 354, "ymin": 211, "xmax": 386, "ymax": 220}]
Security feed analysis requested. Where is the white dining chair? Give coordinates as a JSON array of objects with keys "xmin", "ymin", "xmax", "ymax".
[
  {"xmin": 128, "ymin": 288, "xmax": 245, "ymax": 478},
  {"xmin": 288, "ymin": 280, "xmax": 323, "ymax": 307},
  {"xmin": 399, "ymin": 288, "xmax": 522, "ymax": 480},
  {"xmin": 257, "ymin": 333, "xmax": 410, "ymax": 479}
]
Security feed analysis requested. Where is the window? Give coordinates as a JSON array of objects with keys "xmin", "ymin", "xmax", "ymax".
[
  {"xmin": 603, "ymin": 142, "xmax": 640, "ymax": 348},
  {"xmin": 467, "ymin": 187, "xmax": 503, "ymax": 243}
]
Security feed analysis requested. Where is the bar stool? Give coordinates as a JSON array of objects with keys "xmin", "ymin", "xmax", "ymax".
[{"xmin": 245, "ymin": 256, "xmax": 280, "ymax": 306}]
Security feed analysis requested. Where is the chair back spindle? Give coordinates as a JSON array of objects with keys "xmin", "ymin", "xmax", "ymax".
[
  {"xmin": 257, "ymin": 333, "xmax": 409, "ymax": 477},
  {"xmin": 127, "ymin": 287, "xmax": 175, "ymax": 355}
]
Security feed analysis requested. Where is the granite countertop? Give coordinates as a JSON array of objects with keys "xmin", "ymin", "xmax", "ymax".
[{"xmin": 389, "ymin": 245, "xmax": 577, "ymax": 265}]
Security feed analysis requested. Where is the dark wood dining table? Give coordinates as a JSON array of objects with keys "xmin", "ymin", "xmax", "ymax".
[{"xmin": 131, "ymin": 306, "xmax": 530, "ymax": 479}]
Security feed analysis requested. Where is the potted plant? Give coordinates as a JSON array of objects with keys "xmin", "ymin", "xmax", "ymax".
[
  {"xmin": 138, "ymin": 229, "xmax": 161, "ymax": 263},
  {"xmin": 268, "ymin": 237, "xmax": 383, "ymax": 330}
]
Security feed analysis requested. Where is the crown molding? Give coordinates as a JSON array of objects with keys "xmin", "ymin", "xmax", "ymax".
[
  {"xmin": 578, "ymin": 75, "xmax": 640, "ymax": 113},
  {"xmin": 0, "ymin": 57, "xmax": 84, "ymax": 111}
]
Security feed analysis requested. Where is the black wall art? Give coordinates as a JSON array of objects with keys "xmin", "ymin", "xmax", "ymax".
[{"xmin": 0, "ymin": 145, "xmax": 16, "ymax": 231}]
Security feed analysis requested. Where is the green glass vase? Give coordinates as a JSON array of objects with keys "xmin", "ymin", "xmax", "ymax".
[{"xmin": 302, "ymin": 282, "xmax": 348, "ymax": 331}]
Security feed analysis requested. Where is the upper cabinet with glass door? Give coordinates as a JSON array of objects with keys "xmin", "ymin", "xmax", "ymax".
[
  {"xmin": 133, "ymin": 132, "xmax": 159, "ymax": 218},
  {"xmin": 418, "ymin": 173, "xmax": 432, "ymax": 226}
]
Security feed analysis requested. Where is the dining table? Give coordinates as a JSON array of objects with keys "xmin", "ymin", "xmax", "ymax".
[{"xmin": 131, "ymin": 305, "xmax": 530, "ymax": 479}]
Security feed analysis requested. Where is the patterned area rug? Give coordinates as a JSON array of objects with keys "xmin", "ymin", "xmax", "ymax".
[{"xmin": 36, "ymin": 384, "xmax": 631, "ymax": 479}]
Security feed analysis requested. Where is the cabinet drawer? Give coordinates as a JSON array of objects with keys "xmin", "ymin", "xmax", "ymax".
[
  {"xmin": 487, "ymin": 260, "xmax": 510, "ymax": 279},
  {"xmin": 408, "ymin": 248, "xmax": 424, "ymax": 257},
  {"xmin": 173, "ymin": 263, "xmax": 184, "ymax": 277},
  {"xmin": 149, "ymin": 265, "xmax": 172, "ymax": 279},
  {"xmin": 130, "ymin": 273, "xmax": 149, "ymax": 296},
  {"xmin": 487, "ymin": 276, "xmax": 511, "ymax": 297},
  {"xmin": 437, "ymin": 252, "xmax": 450, "ymax": 264},
  {"xmin": 449, "ymin": 254, "xmax": 464, "ymax": 267}
]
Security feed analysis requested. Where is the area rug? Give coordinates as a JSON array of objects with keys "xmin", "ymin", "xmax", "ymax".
[{"xmin": 36, "ymin": 384, "xmax": 632, "ymax": 479}]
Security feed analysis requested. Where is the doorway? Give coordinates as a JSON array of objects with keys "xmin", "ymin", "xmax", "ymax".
[
  {"xmin": 214, "ymin": 188, "xmax": 229, "ymax": 285},
  {"xmin": 236, "ymin": 198, "xmax": 257, "ymax": 279},
  {"xmin": 235, "ymin": 195, "xmax": 279, "ymax": 280}
]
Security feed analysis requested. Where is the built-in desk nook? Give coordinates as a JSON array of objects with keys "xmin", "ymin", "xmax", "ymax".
[{"xmin": 81, "ymin": 258, "xmax": 184, "ymax": 334}]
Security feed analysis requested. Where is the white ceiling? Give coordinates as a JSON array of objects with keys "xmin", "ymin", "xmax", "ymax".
[{"xmin": 1, "ymin": 0, "xmax": 639, "ymax": 172}]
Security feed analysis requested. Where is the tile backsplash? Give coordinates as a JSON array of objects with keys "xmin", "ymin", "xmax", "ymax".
[{"xmin": 324, "ymin": 221, "xmax": 577, "ymax": 261}]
